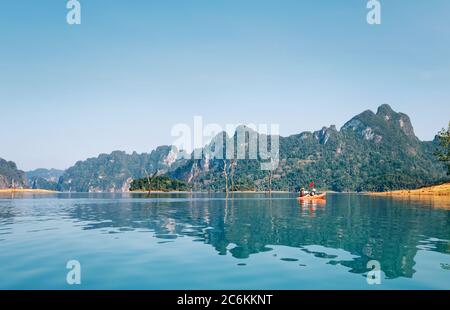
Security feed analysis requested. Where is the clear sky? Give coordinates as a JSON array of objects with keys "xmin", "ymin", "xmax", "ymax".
[{"xmin": 1, "ymin": 0, "xmax": 449, "ymax": 171}]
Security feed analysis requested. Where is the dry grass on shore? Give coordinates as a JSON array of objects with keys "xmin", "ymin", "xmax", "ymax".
[
  {"xmin": 0, "ymin": 189, "xmax": 57, "ymax": 194},
  {"xmin": 371, "ymin": 182, "xmax": 450, "ymax": 197}
]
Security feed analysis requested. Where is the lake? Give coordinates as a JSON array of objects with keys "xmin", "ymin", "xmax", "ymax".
[{"xmin": 0, "ymin": 193, "xmax": 449, "ymax": 289}]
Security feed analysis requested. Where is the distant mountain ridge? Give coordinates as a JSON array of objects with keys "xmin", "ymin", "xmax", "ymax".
[
  {"xmin": 57, "ymin": 146, "xmax": 184, "ymax": 192},
  {"xmin": 26, "ymin": 168, "xmax": 64, "ymax": 191},
  {"xmin": 16, "ymin": 105, "xmax": 448, "ymax": 192},
  {"xmin": 27, "ymin": 168, "xmax": 64, "ymax": 182}
]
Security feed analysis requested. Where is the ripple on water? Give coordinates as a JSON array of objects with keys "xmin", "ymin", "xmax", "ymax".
[
  {"xmin": 118, "ymin": 227, "xmax": 135, "ymax": 232},
  {"xmin": 154, "ymin": 234, "xmax": 178, "ymax": 240},
  {"xmin": 157, "ymin": 241, "xmax": 174, "ymax": 244},
  {"xmin": 280, "ymin": 258, "xmax": 299, "ymax": 262}
]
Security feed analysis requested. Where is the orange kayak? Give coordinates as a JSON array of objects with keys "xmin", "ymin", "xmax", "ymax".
[{"xmin": 297, "ymin": 193, "xmax": 327, "ymax": 201}]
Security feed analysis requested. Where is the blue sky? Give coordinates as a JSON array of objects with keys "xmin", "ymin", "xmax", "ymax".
[{"xmin": 1, "ymin": 0, "xmax": 449, "ymax": 170}]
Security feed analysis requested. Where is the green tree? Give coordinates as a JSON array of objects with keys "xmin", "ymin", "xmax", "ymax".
[{"xmin": 435, "ymin": 122, "xmax": 450, "ymax": 175}]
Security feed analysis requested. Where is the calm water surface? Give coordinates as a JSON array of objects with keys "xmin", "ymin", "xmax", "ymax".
[{"xmin": 0, "ymin": 193, "xmax": 449, "ymax": 289}]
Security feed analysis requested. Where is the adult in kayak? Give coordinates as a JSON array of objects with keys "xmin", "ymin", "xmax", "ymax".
[
  {"xmin": 299, "ymin": 187, "xmax": 316, "ymax": 197},
  {"xmin": 299, "ymin": 187, "xmax": 314, "ymax": 197},
  {"xmin": 299, "ymin": 187, "xmax": 306, "ymax": 197},
  {"xmin": 298, "ymin": 185, "xmax": 326, "ymax": 201}
]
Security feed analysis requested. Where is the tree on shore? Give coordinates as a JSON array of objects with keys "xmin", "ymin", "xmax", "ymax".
[
  {"xmin": 435, "ymin": 122, "xmax": 450, "ymax": 175},
  {"xmin": 267, "ymin": 170, "xmax": 273, "ymax": 195},
  {"xmin": 230, "ymin": 159, "xmax": 237, "ymax": 193},
  {"xmin": 143, "ymin": 169, "xmax": 158, "ymax": 194},
  {"xmin": 223, "ymin": 160, "xmax": 229, "ymax": 196}
]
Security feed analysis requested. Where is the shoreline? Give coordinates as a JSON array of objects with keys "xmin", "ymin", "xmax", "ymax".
[
  {"xmin": 128, "ymin": 190, "xmax": 292, "ymax": 194},
  {"xmin": 1, "ymin": 189, "xmax": 294, "ymax": 194},
  {"xmin": 3, "ymin": 185, "xmax": 448, "ymax": 196},
  {"xmin": 369, "ymin": 182, "xmax": 450, "ymax": 197},
  {"xmin": 0, "ymin": 189, "xmax": 58, "ymax": 194}
]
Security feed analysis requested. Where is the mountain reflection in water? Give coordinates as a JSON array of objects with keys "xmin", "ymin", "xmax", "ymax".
[{"xmin": 48, "ymin": 193, "xmax": 450, "ymax": 280}]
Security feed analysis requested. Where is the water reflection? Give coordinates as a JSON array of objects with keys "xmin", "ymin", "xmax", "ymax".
[
  {"xmin": 0, "ymin": 192, "xmax": 449, "ymax": 281},
  {"xmin": 20, "ymin": 193, "xmax": 445, "ymax": 280}
]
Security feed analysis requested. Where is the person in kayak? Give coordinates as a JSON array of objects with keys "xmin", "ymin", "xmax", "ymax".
[
  {"xmin": 310, "ymin": 188, "xmax": 317, "ymax": 196},
  {"xmin": 300, "ymin": 188, "xmax": 306, "ymax": 197}
]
